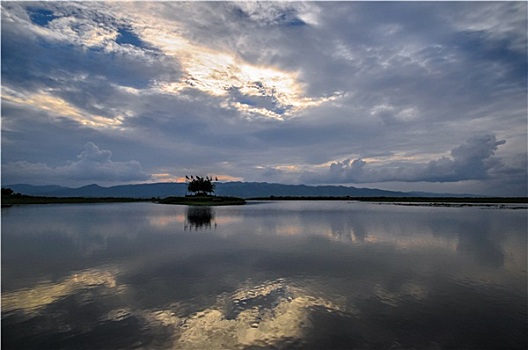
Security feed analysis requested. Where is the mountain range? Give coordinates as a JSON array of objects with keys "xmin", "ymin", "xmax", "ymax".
[{"xmin": 4, "ymin": 182, "xmax": 470, "ymax": 199}]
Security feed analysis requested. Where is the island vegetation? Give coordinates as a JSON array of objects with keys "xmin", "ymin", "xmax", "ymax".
[{"xmin": 159, "ymin": 175, "xmax": 246, "ymax": 206}]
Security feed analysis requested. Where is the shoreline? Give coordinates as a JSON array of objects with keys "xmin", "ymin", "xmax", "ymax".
[
  {"xmin": 2, "ymin": 195, "xmax": 526, "ymax": 207},
  {"xmin": 248, "ymin": 196, "xmax": 528, "ymax": 204},
  {"xmin": 1, "ymin": 196, "xmax": 151, "ymax": 206}
]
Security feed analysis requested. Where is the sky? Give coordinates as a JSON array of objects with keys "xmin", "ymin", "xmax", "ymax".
[{"xmin": 1, "ymin": 1, "xmax": 527, "ymax": 196}]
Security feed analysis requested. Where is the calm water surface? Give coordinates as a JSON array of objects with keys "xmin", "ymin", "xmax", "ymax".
[{"xmin": 2, "ymin": 201, "xmax": 527, "ymax": 349}]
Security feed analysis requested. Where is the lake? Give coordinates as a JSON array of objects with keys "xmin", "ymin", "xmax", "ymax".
[{"xmin": 2, "ymin": 201, "xmax": 527, "ymax": 349}]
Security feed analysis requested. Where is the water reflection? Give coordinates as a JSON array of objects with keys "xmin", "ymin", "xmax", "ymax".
[
  {"xmin": 249, "ymin": 203, "xmax": 516, "ymax": 270},
  {"xmin": 1, "ymin": 202, "xmax": 526, "ymax": 349},
  {"xmin": 2, "ymin": 267, "xmax": 121, "ymax": 314},
  {"xmin": 172, "ymin": 278, "xmax": 345, "ymax": 349},
  {"xmin": 184, "ymin": 206, "xmax": 216, "ymax": 230}
]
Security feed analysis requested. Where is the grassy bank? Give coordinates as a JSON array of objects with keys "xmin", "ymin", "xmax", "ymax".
[
  {"xmin": 2, "ymin": 195, "xmax": 151, "ymax": 206},
  {"xmin": 249, "ymin": 196, "xmax": 528, "ymax": 203},
  {"xmin": 2, "ymin": 194, "xmax": 246, "ymax": 207}
]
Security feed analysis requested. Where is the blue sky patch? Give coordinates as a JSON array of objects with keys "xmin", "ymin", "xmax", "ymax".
[
  {"xmin": 116, "ymin": 27, "xmax": 143, "ymax": 47},
  {"xmin": 278, "ymin": 13, "xmax": 306, "ymax": 27},
  {"xmin": 277, "ymin": 9, "xmax": 307, "ymax": 27},
  {"xmin": 27, "ymin": 7, "xmax": 57, "ymax": 26}
]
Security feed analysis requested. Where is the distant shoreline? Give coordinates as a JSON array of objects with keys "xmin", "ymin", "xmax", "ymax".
[
  {"xmin": 1, "ymin": 196, "xmax": 151, "ymax": 206},
  {"xmin": 1, "ymin": 195, "xmax": 247, "ymax": 207},
  {"xmin": 249, "ymin": 196, "xmax": 528, "ymax": 203},
  {"xmin": 2, "ymin": 195, "xmax": 526, "ymax": 207}
]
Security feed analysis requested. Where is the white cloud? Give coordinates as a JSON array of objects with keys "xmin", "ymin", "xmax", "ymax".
[
  {"xmin": 2, "ymin": 87, "xmax": 125, "ymax": 128},
  {"xmin": 447, "ymin": 2, "xmax": 527, "ymax": 53},
  {"xmin": 303, "ymin": 135, "xmax": 524, "ymax": 185},
  {"xmin": 233, "ymin": 1, "xmax": 319, "ymax": 27},
  {"xmin": 138, "ymin": 21, "xmax": 336, "ymax": 120},
  {"xmin": 12, "ymin": 1, "xmax": 337, "ymax": 121},
  {"xmin": 3, "ymin": 143, "xmax": 150, "ymax": 185}
]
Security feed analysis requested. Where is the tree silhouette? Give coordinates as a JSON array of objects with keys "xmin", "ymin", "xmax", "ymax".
[
  {"xmin": 2, "ymin": 188, "xmax": 14, "ymax": 197},
  {"xmin": 186, "ymin": 175, "xmax": 215, "ymax": 196}
]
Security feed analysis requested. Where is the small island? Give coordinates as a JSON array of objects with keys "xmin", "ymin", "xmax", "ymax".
[{"xmin": 159, "ymin": 175, "xmax": 246, "ymax": 206}]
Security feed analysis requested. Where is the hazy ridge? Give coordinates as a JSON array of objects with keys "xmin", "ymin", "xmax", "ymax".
[{"xmin": 5, "ymin": 182, "xmax": 473, "ymax": 199}]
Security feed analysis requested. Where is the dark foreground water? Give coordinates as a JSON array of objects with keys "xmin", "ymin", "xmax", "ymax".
[{"xmin": 2, "ymin": 201, "xmax": 527, "ymax": 349}]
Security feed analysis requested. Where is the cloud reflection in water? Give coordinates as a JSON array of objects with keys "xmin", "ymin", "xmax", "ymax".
[
  {"xmin": 170, "ymin": 279, "xmax": 345, "ymax": 349},
  {"xmin": 2, "ymin": 267, "xmax": 121, "ymax": 314},
  {"xmin": 1, "ymin": 202, "xmax": 526, "ymax": 349}
]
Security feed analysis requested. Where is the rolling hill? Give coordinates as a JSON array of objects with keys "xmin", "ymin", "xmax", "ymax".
[{"xmin": 4, "ymin": 182, "xmax": 427, "ymax": 199}]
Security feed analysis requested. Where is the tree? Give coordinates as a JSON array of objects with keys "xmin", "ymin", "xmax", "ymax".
[
  {"xmin": 187, "ymin": 175, "xmax": 215, "ymax": 196},
  {"xmin": 2, "ymin": 188, "xmax": 14, "ymax": 197}
]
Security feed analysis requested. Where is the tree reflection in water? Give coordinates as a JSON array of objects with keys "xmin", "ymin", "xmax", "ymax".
[{"xmin": 185, "ymin": 206, "xmax": 216, "ymax": 230}]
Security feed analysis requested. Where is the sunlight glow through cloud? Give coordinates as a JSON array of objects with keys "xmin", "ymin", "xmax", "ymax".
[
  {"xmin": 142, "ymin": 25, "xmax": 338, "ymax": 120},
  {"xmin": 2, "ymin": 88, "xmax": 124, "ymax": 128}
]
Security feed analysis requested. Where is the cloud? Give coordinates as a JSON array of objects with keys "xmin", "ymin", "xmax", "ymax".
[
  {"xmin": 3, "ymin": 142, "xmax": 150, "ymax": 185},
  {"xmin": 1, "ymin": 1, "xmax": 336, "ymax": 123},
  {"xmin": 1, "ymin": 2, "xmax": 526, "ymax": 195},
  {"xmin": 304, "ymin": 135, "xmax": 519, "ymax": 184}
]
